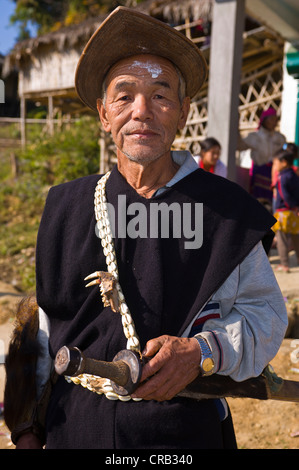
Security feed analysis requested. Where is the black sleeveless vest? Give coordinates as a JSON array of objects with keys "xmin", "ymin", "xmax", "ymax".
[{"xmin": 36, "ymin": 166, "xmax": 275, "ymax": 449}]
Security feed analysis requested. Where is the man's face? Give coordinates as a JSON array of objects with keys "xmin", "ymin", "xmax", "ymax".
[{"xmin": 97, "ymin": 54, "xmax": 190, "ymax": 165}]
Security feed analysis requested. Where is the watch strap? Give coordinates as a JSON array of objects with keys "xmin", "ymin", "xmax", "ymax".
[{"xmin": 195, "ymin": 335, "xmax": 215, "ymax": 376}]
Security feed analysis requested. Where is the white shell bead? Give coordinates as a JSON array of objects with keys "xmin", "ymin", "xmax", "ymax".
[
  {"xmin": 105, "ymin": 392, "xmax": 119, "ymax": 400},
  {"xmin": 121, "ymin": 313, "xmax": 131, "ymax": 327},
  {"xmin": 118, "ymin": 395, "xmax": 131, "ymax": 402},
  {"xmin": 127, "ymin": 336, "xmax": 140, "ymax": 349},
  {"xmin": 120, "ymin": 303, "xmax": 129, "ymax": 314},
  {"xmin": 127, "ymin": 323, "xmax": 135, "ymax": 337},
  {"xmin": 103, "ymin": 247, "xmax": 109, "ymax": 257}
]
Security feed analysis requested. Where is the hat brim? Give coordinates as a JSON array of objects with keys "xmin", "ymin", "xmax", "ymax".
[{"xmin": 75, "ymin": 6, "xmax": 208, "ymax": 112}]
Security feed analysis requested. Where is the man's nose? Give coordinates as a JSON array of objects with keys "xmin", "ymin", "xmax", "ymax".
[{"xmin": 131, "ymin": 95, "xmax": 153, "ymax": 121}]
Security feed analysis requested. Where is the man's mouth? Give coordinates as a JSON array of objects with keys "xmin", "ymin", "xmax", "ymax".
[{"xmin": 127, "ymin": 129, "xmax": 159, "ymax": 138}]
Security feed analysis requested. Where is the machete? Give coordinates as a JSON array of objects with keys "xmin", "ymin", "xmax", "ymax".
[{"xmin": 54, "ymin": 346, "xmax": 299, "ymax": 402}]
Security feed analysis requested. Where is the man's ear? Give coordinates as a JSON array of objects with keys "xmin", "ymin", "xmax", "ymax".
[
  {"xmin": 178, "ymin": 97, "xmax": 190, "ymax": 130},
  {"xmin": 97, "ymin": 98, "xmax": 111, "ymax": 132}
]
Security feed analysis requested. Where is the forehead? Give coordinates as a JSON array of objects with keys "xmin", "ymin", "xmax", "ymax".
[
  {"xmin": 105, "ymin": 54, "xmax": 179, "ymax": 87},
  {"xmin": 263, "ymin": 115, "xmax": 278, "ymax": 125}
]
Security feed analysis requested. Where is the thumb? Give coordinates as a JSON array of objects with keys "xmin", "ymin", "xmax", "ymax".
[{"xmin": 142, "ymin": 336, "xmax": 167, "ymax": 358}]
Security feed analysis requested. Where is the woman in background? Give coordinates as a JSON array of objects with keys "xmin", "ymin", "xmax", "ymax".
[{"xmin": 242, "ymin": 108, "xmax": 286, "ymax": 207}]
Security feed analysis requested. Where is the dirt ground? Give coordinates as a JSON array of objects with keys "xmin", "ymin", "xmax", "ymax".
[{"xmin": 0, "ymin": 248, "xmax": 299, "ymax": 450}]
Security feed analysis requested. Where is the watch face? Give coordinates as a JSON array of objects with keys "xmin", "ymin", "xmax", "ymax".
[{"xmin": 202, "ymin": 357, "xmax": 215, "ymax": 372}]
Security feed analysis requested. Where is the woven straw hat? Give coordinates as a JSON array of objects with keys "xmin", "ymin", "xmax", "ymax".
[{"xmin": 75, "ymin": 6, "xmax": 207, "ymax": 112}]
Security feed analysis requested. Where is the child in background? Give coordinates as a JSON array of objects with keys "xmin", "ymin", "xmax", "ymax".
[
  {"xmin": 272, "ymin": 143, "xmax": 299, "ymax": 187},
  {"xmin": 197, "ymin": 137, "xmax": 227, "ymax": 178},
  {"xmin": 287, "ymin": 142, "xmax": 299, "ymax": 176},
  {"xmin": 272, "ymin": 149, "xmax": 299, "ymax": 272}
]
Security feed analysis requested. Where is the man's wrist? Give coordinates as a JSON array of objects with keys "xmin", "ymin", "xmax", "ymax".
[{"xmin": 194, "ymin": 335, "xmax": 215, "ymax": 376}]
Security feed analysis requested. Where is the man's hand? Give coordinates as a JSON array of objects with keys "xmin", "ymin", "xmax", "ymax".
[
  {"xmin": 131, "ymin": 335, "xmax": 201, "ymax": 401},
  {"xmin": 15, "ymin": 432, "xmax": 43, "ymax": 449}
]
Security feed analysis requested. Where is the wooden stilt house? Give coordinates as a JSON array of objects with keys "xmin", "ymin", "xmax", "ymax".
[{"xmin": 3, "ymin": 0, "xmax": 284, "ymax": 172}]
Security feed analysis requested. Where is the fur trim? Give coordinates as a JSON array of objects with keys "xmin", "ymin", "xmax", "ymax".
[{"xmin": 4, "ymin": 296, "xmax": 40, "ymax": 432}]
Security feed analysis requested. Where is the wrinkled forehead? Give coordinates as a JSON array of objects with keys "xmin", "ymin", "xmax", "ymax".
[{"xmin": 105, "ymin": 54, "xmax": 180, "ymax": 86}]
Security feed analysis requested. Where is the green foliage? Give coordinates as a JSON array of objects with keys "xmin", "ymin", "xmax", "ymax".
[
  {"xmin": 18, "ymin": 116, "xmax": 100, "ymax": 184},
  {"xmin": 0, "ymin": 116, "xmax": 101, "ymax": 292},
  {"xmin": 27, "ymin": 106, "xmax": 47, "ymax": 119},
  {"xmin": 10, "ymin": 0, "xmax": 146, "ymax": 36},
  {"xmin": 10, "ymin": 0, "xmax": 66, "ymax": 36}
]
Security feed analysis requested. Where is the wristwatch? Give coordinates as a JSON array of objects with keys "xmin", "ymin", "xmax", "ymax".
[{"xmin": 196, "ymin": 335, "xmax": 215, "ymax": 376}]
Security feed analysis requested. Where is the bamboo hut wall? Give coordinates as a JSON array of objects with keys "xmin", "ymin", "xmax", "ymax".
[{"xmin": 18, "ymin": 47, "xmax": 82, "ymax": 97}]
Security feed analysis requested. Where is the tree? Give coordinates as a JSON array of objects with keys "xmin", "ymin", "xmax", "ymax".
[
  {"xmin": 10, "ymin": 0, "xmax": 144, "ymax": 38},
  {"xmin": 10, "ymin": 0, "xmax": 66, "ymax": 38}
]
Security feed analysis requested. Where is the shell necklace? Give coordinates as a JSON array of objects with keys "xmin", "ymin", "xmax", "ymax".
[{"xmin": 65, "ymin": 171, "xmax": 142, "ymax": 401}]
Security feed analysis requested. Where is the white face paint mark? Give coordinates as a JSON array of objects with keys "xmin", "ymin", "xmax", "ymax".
[{"xmin": 130, "ymin": 60, "xmax": 163, "ymax": 78}]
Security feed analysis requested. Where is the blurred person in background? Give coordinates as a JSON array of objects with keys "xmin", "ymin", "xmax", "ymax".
[
  {"xmin": 272, "ymin": 149, "xmax": 299, "ymax": 272},
  {"xmin": 196, "ymin": 137, "xmax": 227, "ymax": 178},
  {"xmin": 240, "ymin": 108, "xmax": 286, "ymax": 208}
]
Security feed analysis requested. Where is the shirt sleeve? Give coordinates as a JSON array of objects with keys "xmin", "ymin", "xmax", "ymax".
[
  {"xmin": 36, "ymin": 307, "xmax": 52, "ymax": 399},
  {"xmin": 214, "ymin": 160, "xmax": 227, "ymax": 178},
  {"xmin": 199, "ymin": 242, "xmax": 288, "ymax": 381}
]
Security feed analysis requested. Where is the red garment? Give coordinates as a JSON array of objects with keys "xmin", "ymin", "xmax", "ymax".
[{"xmin": 199, "ymin": 159, "xmax": 214, "ymax": 173}]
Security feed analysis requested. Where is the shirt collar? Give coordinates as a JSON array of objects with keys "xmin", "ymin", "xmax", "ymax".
[{"xmin": 154, "ymin": 151, "xmax": 198, "ymax": 196}]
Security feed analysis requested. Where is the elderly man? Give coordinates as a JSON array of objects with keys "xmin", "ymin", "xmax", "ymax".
[{"xmin": 6, "ymin": 7, "xmax": 287, "ymax": 449}]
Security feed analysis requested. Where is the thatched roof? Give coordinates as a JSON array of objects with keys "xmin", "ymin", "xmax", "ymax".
[
  {"xmin": 2, "ymin": 0, "xmax": 283, "ymax": 100},
  {"xmin": 137, "ymin": 0, "xmax": 213, "ymax": 23},
  {"xmin": 2, "ymin": 15, "xmax": 104, "ymax": 77},
  {"xmin": 3, "ymin": 0, "xmax": 214, "ymax": 77}
]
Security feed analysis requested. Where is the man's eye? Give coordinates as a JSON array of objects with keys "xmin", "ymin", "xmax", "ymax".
[
  {"xmin": 155, "ymin": 94, "xmax": 164, "ymax": 99},
  {"xmin": 119, "ymin": 95, "xmax": 130, "ymax": 101}
]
